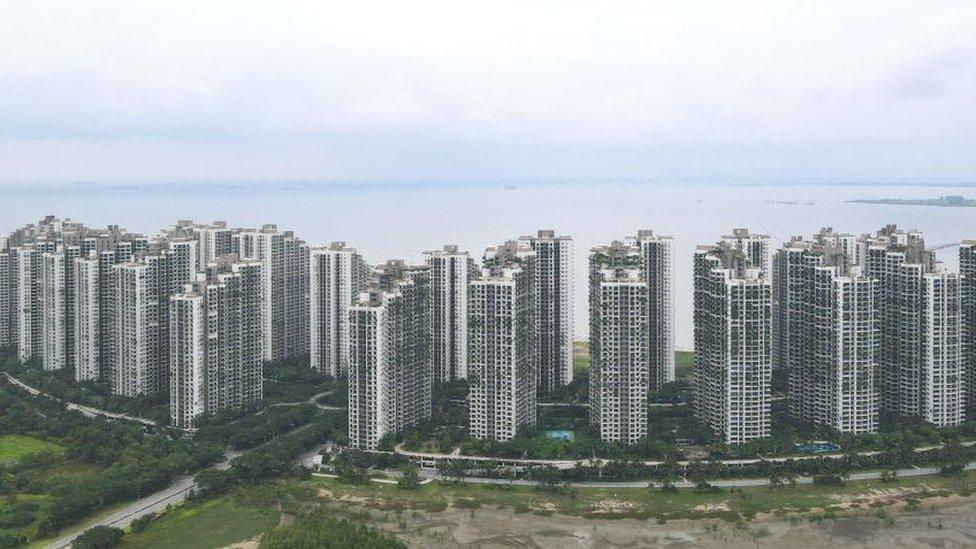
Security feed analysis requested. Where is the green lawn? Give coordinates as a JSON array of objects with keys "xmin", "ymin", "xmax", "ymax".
[
  {"xmin": 675, "ymin": 351, "xmax": 693, "ymax": 381},
  {"xmin": 120, "ymin": 497, "xmax": 279, "ymax": 548},
  {"xmin": 573, "ymin": 344, "xmax": 691, "ymax": 383},
  {"xmin": 0, "ymin": 434, "xmax": 64, "ymax": 461},
  {"xmin": 572, "ymin": 357, "xmax": 589, "ymax": 376}
]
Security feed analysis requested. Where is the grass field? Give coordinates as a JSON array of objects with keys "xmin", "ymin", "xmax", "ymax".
[
  {"xmin": 0, "ymin": 434, "xmax": 64, "ymax": 461},
  {"xmin": 312, "ymin": 471, "xmax": 976, "ymax": 523},
  {"xmin": 573, "ymin": 343, "xmax": 692, "ymax": 383},
  {"xmin": 119, "ymin": 496, "xmax": 280, "ymax": 548},
  {"xmin": 675, "ymin": 350, "xmax": 694, "ymax": 381},
  {"xmin": 0, "ymin": 494, "xmax": 51, "ymax": 541}
]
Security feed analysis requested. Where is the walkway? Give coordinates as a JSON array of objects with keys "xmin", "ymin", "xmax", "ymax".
[
  {"xmin": 269, "ymin": 389, "xmax": 346, "ymax": 411},
  {"xmin": 415, "ymin": 462, "xmax": 976, "ymax": 489},
  {"xmin": 393, "ymin": 440, "xmax": 976, "ymax": 470}
]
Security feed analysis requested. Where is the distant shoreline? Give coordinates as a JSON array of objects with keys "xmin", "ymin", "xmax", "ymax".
[
  {"xmin": 3, "ymin": 180, "xmax": 976, "ymax": 193},
  {"xmin": 849, "ymin": 196, "xmax": 976, "ymax": 208}
]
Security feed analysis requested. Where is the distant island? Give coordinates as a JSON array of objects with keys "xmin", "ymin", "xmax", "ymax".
[
  {"xmin": 849, "ymin": 195, "xmax": 976, "ymax": 207},
  {"xmin": 765, "ymin": 200, "xmax": 814, "ymax": 206}
]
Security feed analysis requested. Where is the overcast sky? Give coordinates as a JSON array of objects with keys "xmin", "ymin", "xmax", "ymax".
[{"xmin": 1, "ymin": 1, "xmax": 975, "ymax": 186}]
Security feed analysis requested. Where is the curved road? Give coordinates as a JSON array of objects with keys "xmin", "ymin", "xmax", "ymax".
[
  {"xmin": 3, "ymin": 372, "xmax": 157, "ymax": 427},
  {"xmin": 268, "ymin": 390, "xmax": 346, "ymax": 411}
]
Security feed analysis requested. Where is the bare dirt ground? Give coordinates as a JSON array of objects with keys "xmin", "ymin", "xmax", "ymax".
[{"xmin": 341, "ymin": 493, "xmax": 976, "ymax": 548}]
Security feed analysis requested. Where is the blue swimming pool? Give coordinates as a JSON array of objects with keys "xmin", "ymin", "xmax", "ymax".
[
  {"xmin": 545, "ymin": 430, "xmax": 575, "ymax": 442},
  {"xmin": 795, "ymin": 441, "xmax": 840, "ymax": 454}
]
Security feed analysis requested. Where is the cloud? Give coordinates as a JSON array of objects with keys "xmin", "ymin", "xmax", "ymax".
[{"xmin": 0, "ymin": 1, "xmax": 975, "ymax": 184}]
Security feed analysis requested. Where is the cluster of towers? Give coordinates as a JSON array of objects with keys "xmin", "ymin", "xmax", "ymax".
[
  {"xmin": 319, "ymin": 231, "xmax": 575, "ymax": 449},
  {"xmin": 0, "ymin": 217, "xmax": 306, "ymax": 428},
  {"xmin": 2, "ymin": 216, "xmax": 973, "ymax": 449},
  {"xmin": 695, "ymin": 226, "xmax": 975, "ymax": 445}
]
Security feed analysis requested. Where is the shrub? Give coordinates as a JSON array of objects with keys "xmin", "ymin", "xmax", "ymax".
[
  {"xmin": 812, "ymin": 474, "xmax": 845, "ymax": 487},
  {"xmin": 72, "ymin": 526, "xmax": 124, "ymax": 549}
]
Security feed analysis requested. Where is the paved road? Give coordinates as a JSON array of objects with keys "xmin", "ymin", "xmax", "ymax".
[
  {"xmin": 269, "ymin": 390, "xmax": 345, "ymax": 411},
  {"xmin": 44, "ymin": 476, "xmax": 196, "ymax": 549},
  {"xmin": 41, "ymin": 422, "xmax": 318, "ymax": 548},
  {"xmin": 43, "ymin": 449, "xmax": 241, "ymax": 549},
  {"xmin": 308, "ymin": 390, "xmax": 345, "ymax": 411},
  {"xmin": 3, "ymin": 372, "xmax": 157, "ymax": 427}
]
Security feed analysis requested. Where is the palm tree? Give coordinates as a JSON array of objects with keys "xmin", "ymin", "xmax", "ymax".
[{"xmin": 767, "ymin": 462, "xmax": 783, "ymax": 489}]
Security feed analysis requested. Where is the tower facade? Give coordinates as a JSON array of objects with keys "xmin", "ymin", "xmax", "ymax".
[
  {"xmin": 694, "ymin": 231, "xmax": 772, "ymax": 445},
  {"xmin": 589, "ymin": 241, "xmax": 648, "ymax": 444},
  {"xmin": 424, "ymin": 245, "xmax": 471, "ymax": 382},
  {"xmin": 468, "ymin": 242, "xmax": 538, "ymax": 441},
  {"xmin": 73, "ymin": 256, "xmax": 101, "ymax": 381},
  {"xmin": 0, "ymin": 251, "xmax": 10, "ymax": 350},
  {"xmin": 347, "ymin": 261, "xmax": 431, "ymax": 450},
  {"xmin": 169, "ymin": 287, "xmax": 207, "ymax": 428},
  {"xmin": 635, "ymin": 230, "xmax": 675, "ymax": 391},
  {"xmin": 962, "ymin": 241, "xmax": 976, "ymax": 414},
  {"xmin": 236, "ymin": 225, "xmax": 309, "ymax": 362},
  {"xmin": 113, "ymin": 239, "xmax": 198, "ymax": 397},
  {"xmin": 195, "ymin": 221, "xmax": 234, "ymax": 271},
  {"xmin": 519, "ymin": 230, "xmax": 573, "ymax": 393},
  {"xmin": 41, "ymin": 250, "xmax": 68, "ymax": 371},
  {"xmin": 14, "ymin": 246, "xmax": 44, "ymax": 363},
  {"xmin": 775, "ymin": 229, "xmax": 879, "ymax": 433},
  {"xmin": 169, "ymin": 259, "xmax": 264, "ymax": 429},
  {"xmin": 309, "ymin": 242, "xmax": 367, "ymax": 376},
  {"xmin": 862, "ymin": 226, "xmax": 964, "ymax": 426}
]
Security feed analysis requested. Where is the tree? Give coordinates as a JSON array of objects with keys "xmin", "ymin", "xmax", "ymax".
[
  {"xmin": 938, "ymin": 440, "xmax": 969, "ymax": 476},
  {"xmin": 498, "ymin": 465, "xmax": 517, "ymax": 486},
  {"xmin": 0, "ymin": 464, "xmax": 16, "ymax": 495},
  {"xmin": 761, "ymin": 460, "xmax": 781, "ymax": 489},
  {"xmin": 812, "ymin": 474, "xmax": 845, "ymax": 487},
  {"xmin": 397, "ymin": 462, "xmax": 421, "ymax": 490},
  {"xmin": 335, "ymin": 460, "xmax": 368, "ymax": 484},
  {"xmin": 195, "ymin": 469, "xmax": 235, "ymax": 497},
  {"xmin": 436, "ymin": 459, "xmax": 468, "ymax": 484},
  {"xmin": 654, "ymin": 455, "xmax": 681, "ymax": 492},
  {"xmin": 72, "ymin": 526, "xmax": 124, "ymax": 549},
  {"xmin": 687, "ymin": 458, "xmax": 723, "ymax": 493},
  {"xmin": 527, "ymin": 465, "xmax": 561, "ymax": 491},
  {"xmin": 781, "ymin": 459, "xmax": 799, "ymax": 489}
]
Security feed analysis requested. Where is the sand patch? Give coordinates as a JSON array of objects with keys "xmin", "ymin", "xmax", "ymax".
[
  {"xmin": 220, "ymin": 534, "xmax": 262, "ymax": 549},
  {"xmin": 317, "ymin": 488, "xmax": 371, "ymax": 504},
  {"xmin": 590, "ymin": 499, "xmax": 636, "ymax": 513},
  {"xmin": 694, "ymin": 502, "xmax": 731, "ymax": 512}
]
